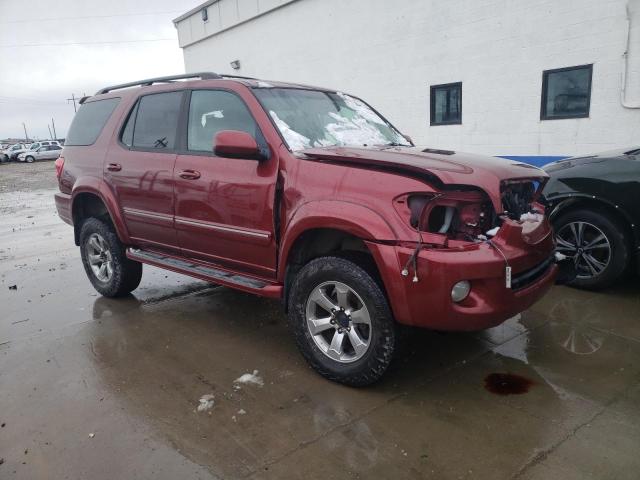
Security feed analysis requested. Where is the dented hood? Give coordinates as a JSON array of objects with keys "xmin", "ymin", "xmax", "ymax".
[{"xmin": 299, "ymin": 146, "xmax": 548, "ymax": 211}]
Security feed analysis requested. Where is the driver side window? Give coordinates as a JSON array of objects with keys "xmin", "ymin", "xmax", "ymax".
[{"xmin": 187, "ymin": 90, "xmax": 258, "ymax": 152}]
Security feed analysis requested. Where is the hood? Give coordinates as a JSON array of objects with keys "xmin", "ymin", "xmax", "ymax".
[
  {"xmin": 299, "ymin": 146, "xmax": 548, "ymax": 211},
  {"xmin": 544, "ymin": 146, "xmax": 640, "ymax": 172}
]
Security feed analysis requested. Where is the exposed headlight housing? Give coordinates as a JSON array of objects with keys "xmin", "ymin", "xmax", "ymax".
[{"xmin": 451, "ymin": 280, "xmax": 471, "ymax": 303}]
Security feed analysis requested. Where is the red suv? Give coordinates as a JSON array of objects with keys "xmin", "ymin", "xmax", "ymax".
[{"xmin": 55, "ymin": 72, "xmax": 557, "ymax": 385}]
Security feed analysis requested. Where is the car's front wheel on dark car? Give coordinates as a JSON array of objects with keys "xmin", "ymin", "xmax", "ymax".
[
  {"xmin": 288, "ymin": 256, "xmax": 397, "ymax": 387},
  {"xmin": 553, "ymin": 208, "xmax": 630, "ymax": 290},
  {"xmin": 79, "ymin": 217, "xmax": 143, "ymax": 297}
]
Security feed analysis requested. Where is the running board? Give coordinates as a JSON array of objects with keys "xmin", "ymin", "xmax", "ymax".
[{"xmin": 127, "ymin": 248, "xmax": 282, "ymax": 298}]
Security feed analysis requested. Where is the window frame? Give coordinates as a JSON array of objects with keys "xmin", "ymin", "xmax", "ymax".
[
  {"xmin": 65, "ymin": 97, "xmax": 121, "ymax": 147},
  {"xmin": 540, "ymin": 64, "xmax": 593, "ymax": 121},
  {"xmin": 430, "ymin": 82, "xmax": 462, "ymax": 126},
  {"xmin": 176, "ymin": 88, "xmax": 268, "ymax": 159},
  {"xmin": 117, "ymin": 90, "xmax": 186, "ymax": 153}
]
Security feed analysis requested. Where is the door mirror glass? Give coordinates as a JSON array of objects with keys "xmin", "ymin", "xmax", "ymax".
[{"xmin": 214, "ymin": 130, "xmax": 260, "ymax": 159}]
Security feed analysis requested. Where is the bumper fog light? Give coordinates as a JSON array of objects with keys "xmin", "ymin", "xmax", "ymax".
[{"xmin": 451, "ymin": 281, "xmax": 471, "ymax": 303}]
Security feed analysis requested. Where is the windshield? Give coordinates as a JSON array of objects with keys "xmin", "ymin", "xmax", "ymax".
[{"xmin": 253, "ymin": 88, "xmax": 410, "ymax": 151}]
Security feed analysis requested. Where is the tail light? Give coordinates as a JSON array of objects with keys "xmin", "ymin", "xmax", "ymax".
[{"xmin": 55, "ymin": 156, "xmax": 65, "ymax": 179}]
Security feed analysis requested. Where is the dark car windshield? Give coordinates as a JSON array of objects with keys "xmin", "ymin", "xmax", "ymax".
[{"xmin": 253, "ymin": 88, "xmax": 410, "ymax": 151}]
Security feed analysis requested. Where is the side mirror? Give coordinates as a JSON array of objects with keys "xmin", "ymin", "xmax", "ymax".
[
  {"xmin": 213, "ymin": 130, "xmax": 261, "ymax": 159},
  {"xmin": 403, "ymin": 134, "xmax": 414, "ymax": 145}
]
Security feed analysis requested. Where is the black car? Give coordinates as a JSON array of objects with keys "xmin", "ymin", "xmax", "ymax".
[{"xmin": 543, "ymin": 147, "xmax": 640, "ymax": 289}]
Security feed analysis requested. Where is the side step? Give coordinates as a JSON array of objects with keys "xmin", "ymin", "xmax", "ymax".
[{"xmin": 127, "ymin": 248, "xmax": 282, "ymax": 298}]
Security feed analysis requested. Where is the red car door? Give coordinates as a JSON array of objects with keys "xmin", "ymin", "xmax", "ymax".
[
  {"xmin": 174, "ymin": 88, "xmax": 278, "ymax": 278},
  {"xmin": 104, "ymin": 91, "xmax": 183, "ymax": 252}
]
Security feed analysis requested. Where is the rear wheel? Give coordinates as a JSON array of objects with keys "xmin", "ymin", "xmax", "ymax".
[
  {"xmin": 288, "ymin": 256, "xmax": 396, "ymax": 386},
  {"xmin": 80, "ymin": 217, "xmax": 142, "ymax": 297},
  {"xmin": 553, "ymin": 208, "xmax": 629, "ymax": 290}
]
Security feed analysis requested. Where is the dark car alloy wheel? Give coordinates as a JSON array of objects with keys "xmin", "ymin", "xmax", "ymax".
[{"xmin": 555, "ymin": 221, "xmax": 611, "ymax": 279}]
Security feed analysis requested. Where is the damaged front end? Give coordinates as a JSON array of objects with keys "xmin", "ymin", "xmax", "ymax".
[{"xmin": 393, "ymin": 176, "xmax": 569, "ymax": 288}]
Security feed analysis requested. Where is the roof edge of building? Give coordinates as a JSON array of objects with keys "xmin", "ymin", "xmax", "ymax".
[{"xmin": 173, "ymin": 0, "xmax": 221, "ymax": 25}]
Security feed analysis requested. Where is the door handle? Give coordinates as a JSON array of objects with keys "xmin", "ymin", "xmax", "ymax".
[
  {"xmin": 179, "ymin": 169, "xmax": 201, "ymax": 180},
  {"xmin": 107, "ymin": 163, "xmax": 122, "ymax": 172}
]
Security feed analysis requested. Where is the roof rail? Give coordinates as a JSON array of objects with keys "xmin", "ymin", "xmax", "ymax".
[
  {"xmin": 220, "ymin": 74, "xmax": 258, "ymax": 80},
  {"xmin": 96, "ymin": 72, "xmax": 222, "ymax": 95}
]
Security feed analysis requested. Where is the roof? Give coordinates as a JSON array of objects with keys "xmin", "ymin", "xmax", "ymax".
[
  {"xmin": 172, "ymin": 0, "xmax": 220, "ymax": 24},
  {"xmin": 90, "ymin": 72, "xmax": 338, "ymax": 101}
]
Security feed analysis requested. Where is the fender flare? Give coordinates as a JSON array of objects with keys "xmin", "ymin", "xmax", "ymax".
[
  {"xmin": 549, "ymin": 193, "xmax": 639, "ymax": 246},
  {"xmin": 71, "ymin": 176, "xmax": 131, "ymax": 244},
  {"xmin": 277, "ymin": 200, "xmax": 397, "ymax": 280}
]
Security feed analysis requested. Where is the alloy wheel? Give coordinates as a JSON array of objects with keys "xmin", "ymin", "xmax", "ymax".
[
  {"xmin": 305, "ymin": 281, "xmax": 372, "ymax": 363},
  {"xmin": 86, "ymin": 233, "xmax": 114, "ymax": 282},
  {"xmin": 555, "ymin": 221, "xmax": 611, "ymax": 279}
]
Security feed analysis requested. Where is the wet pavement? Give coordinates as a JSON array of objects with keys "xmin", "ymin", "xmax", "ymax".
[{"xmin": 1, "ymin": 181, "xmax": 639, "ymax": 479}]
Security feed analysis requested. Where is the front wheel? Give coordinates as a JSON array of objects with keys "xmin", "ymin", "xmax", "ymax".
[
  {"xmin": 288, "ymin": 256, "xmax": 396, "ymax": 386},
  {"xmin": 80, "ymin": 217, "xmax": 143, "ymax": 297},
  {"xmin": 553, "ymin": 208, "xmax": 629, "ymax": 290},
  {"xmin": 25, "ymin": 155, "xmax": 35, "ymax": 163}
]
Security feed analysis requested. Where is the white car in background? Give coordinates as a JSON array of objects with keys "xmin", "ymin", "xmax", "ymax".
[
  {"xmin": 17, "ymin": 144, "xmax": 63, "ymax": 163},
  {"xmin": 1, "ymin": 143, "xmax": 29, "ymax": 162},
  {"xmin": 28, "ymin": 140, "xmax": 61, "ymax": 151}
]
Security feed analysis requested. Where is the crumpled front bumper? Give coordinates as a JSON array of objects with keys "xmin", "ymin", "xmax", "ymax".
[{"xmin": 366, "ymin": 217, "xmax": 557, "ymax": 331}]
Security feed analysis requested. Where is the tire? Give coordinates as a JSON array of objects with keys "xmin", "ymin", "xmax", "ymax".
[
  {"xmin": 553, "ymin": 208, "xmax": 630, "ymax": 290},
  {"xmin": 25, "ymin": 155, "xmax": 35, "ymax": 163},
  {"xmin": 288, "ymin": 256, "xmax": 396, "ymax": 386},
  {"xmin": 79, "ymin": 217, "xmax": 142, "ymax": 297}
]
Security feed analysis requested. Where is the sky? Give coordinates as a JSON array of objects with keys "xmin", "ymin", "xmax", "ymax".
[{"xmin": 0, "ymin": 0, "xmax": 203, "ymax": 140}]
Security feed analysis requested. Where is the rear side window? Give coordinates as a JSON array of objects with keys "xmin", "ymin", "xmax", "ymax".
[
  {"xmin": 65, "ymin": 98, "xmax": 120, "ymax": 146},
  {"xmin": 125, "ymin": 92, "xmax": 182, "ymax": 150}
]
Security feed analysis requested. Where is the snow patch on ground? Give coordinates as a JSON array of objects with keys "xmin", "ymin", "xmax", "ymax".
[
  {"xmin": 234, "ymin": 370, "xmax": 264, "ymax": 387},
  {"xmin": 197, "ymin": 394, "xmax": 215, "ymax": 412}
]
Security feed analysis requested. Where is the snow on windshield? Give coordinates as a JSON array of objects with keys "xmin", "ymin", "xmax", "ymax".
[
  {"xmin": 256, "ymin": 88, "xmax": 409, "ymax": 151},
  {"xmin": 269, "ymin": 111, "xmax": 312, "ymax": 151}
]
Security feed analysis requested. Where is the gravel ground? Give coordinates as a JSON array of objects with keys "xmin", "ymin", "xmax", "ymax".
[{"xmin": 0, "ymin": 160, "xmax": 58, "ymax": 193}]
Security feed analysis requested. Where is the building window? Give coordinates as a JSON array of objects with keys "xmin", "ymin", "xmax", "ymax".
[
  {"xmin": 430, "ymin": 82, "xmax": 462, "ymax": 125},
  {"xmin": 541, "ymin": 65, "xmax": 592, "ymax": 120}
]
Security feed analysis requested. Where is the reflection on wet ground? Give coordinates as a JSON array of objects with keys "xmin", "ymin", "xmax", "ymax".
[{"xmin": 1, "ymin": 189, "xmax": 639, "ymax": 479}]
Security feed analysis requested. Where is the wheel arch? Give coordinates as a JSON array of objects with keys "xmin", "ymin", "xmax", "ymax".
[
  {"xmin": 550, "ymin": 195, "xmax": 637, "ymax": 250},
  {"xmin": 71, "ymin": 182, "xmax": 129, "ymax": 246}
]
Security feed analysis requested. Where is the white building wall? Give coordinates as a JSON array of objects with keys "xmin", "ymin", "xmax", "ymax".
[{"xmin": 176, "ymin": 0, "xmax": 640, "ymax": 160}]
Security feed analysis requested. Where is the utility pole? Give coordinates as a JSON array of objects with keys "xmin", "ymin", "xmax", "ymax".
[
  {"xmin": 51, "ymin": 118, "xmax": 57, "ymax": 139},
  {"xmin": 48, "ymin": 124, "xmax": 53, "ymax": 140},
  {"xmin": 22, "ymin": 122, "xmax": 29, "ymax": 142},
  {"xmin": 67, "ymin": 93, "xmax": 77, "ymax": 112}
]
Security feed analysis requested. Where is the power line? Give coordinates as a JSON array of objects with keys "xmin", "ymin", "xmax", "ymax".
[
  {"xmin": 0, "ymin": 10, "xmax": 184, "ymax": 24},
  {"xmin": 0, "ymin": 38, "xmax": 176, "ymax": 48}
]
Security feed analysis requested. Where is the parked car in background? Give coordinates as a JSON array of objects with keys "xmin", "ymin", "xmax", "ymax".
[
  {"xmin": 28, "ymin": 140, "xmax": 61, "ymax": 151},
  {"xmin": 543, "ymin": 147, "xmax": 640, "ymax": 290},
  {"xmin": 1, "ymin": 143, "xmax": 29, "ymax": 161},
  {"xmin": 54, "ymin": 72, "xmax": 559, "ymax": 386},
  {"xmin": 18, "ymin": 144, "xmax": 63, "ymax": 163}
]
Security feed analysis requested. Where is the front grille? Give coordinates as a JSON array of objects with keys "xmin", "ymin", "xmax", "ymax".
[{"xmin": 511, "ymin": 255, "xmax": 554, "ymax": 290}]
